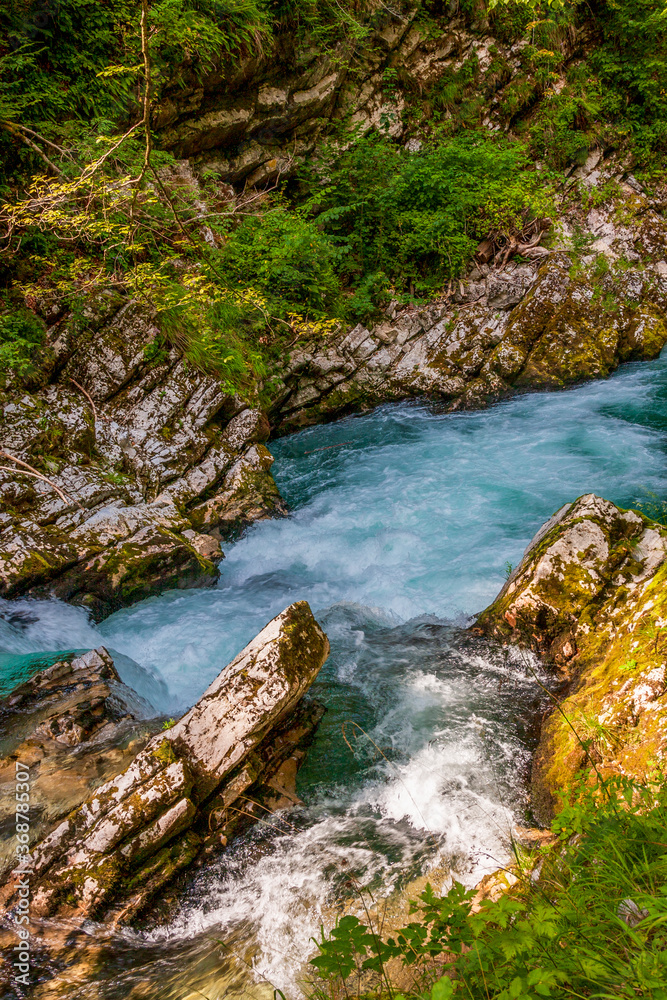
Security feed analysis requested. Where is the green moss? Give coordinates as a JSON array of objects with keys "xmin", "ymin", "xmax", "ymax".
[
  {"xmin": 125, "ymin": 828, "xmax": 202, "ymax": 894},
  {"xmin": 533, "ymin": 558, "xmax": 667, "ymax": 820},
  {"xmin": 152, "ymin": 738, "xmax": 177, "ymax": 766}
]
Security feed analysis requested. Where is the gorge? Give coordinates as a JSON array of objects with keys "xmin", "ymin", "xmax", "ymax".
[
  {"xmin": 3, "ymin": 0, "xmax": 667, "ymax": 996},
  {"xmin": 2, "ymin": 352, "xmax": 667, "ymax": 997}
]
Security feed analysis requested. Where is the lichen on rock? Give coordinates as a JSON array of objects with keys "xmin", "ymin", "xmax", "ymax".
[
  {"xmin": 273, "ymin": 205, "xmax": 667, "ymax": 433},
  {"xmin": 476, "ymin": 494, "xmax": 667, "ymax": 823}
]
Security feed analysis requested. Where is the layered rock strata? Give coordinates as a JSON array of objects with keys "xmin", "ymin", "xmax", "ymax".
[
  {"xmin": 0, "ymin": 601, "xmax": 329, "ymax": 928},
  {"xmin": 0, "ymin": 300, "xmax": 284, "ymax": 617},
  {"xmin": 476, "ymin": 494, "xmax": 667, "ymax": 823},
  {"xmin": 4, "ymin": 148, "xmax": 667, "ymax": 615},
  {"xmin": 156, "ymin": 11, "xmax": 542, "ymax": 185},
  {"xmin": 272, "ymin": 191, "xmax": 667, "ymax": 431}
]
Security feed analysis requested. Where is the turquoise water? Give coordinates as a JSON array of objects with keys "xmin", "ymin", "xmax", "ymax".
[
  {"xmin": 3, "ymin": 355, "xmax": 666, "ymax": 710},
  {"xmin": 2, "ymin": 354, "xmax": 667, "ymax": 996}
]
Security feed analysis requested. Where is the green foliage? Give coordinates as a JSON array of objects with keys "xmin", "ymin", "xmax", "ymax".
[
  {"xmin": 0, "ymin": 0, "xmax": 270, "ymax": 131},
  {"xmin": 0, "ymin": 308, "xmax": 47, "ymax": 381},
  {"xmin": 491, "ymin": 0, "xmax": 667, "ymax": 174},
  {"xmin": 4, "ymin": 0, "xmax": 667, "ymax": 398},
  {"xmin": 131, "ymin": 265, "xmax": 270, "ymax": 396},
  {"xmin": 0, "ymin": 0, "xmax": 395, "ymax": 180},
  {"xmin": 219, "ymin": 206, "xmax": 343, "ymax": 315},
  {"xmin": 302, "ymin": 129, "xmax": 553, "ymax": 307},
  {"xmin": 309, "ymin": 776, "xmax": 667, "ymax": 1000}
]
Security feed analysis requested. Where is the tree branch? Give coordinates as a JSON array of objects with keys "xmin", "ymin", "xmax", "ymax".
[
  {"xmin": 130, "ymin": 0, "xmax": 153, "ymax": 229},
  {"xmin": 69, "ymin": 377, "xmax": 99, "ymax": 425},
  {"xmin": 3, "ymin": 121, "xmax": 71, "ymax": 158},
  {"xmin": 0, "ymin": 451, "xmax": 84, "ymax": 508},
  {"xmin": 0, "ymin": 121, "xmax": 62, "ymax": 176}
]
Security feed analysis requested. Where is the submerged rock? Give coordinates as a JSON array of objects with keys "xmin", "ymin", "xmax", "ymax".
[
  {"xmin": 476, "ymin": 494, "xmax": 667, "ymax": 822},
  {"xmin": 0, "ymin": 647, "xmax": 160, "ymax": 881},
  {"xmin": 0, "ymin": 601, "xmax": 328, "ymax": 930}
]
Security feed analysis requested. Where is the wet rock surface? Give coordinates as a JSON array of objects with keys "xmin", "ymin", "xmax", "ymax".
[
  {"xmin": 6, "ymin": 190, "xmax": 667, "ymax": 613},
  {"xmin": 476, "ymin": 495, "xmax": 667, "ymax": 822},
  {"xmin": 0, "ymin": 647, "xmax": 159, "ymax": 881},
  {"xmin": 0, "ymin": 602, "xmax": 328, "ymax": 935}
]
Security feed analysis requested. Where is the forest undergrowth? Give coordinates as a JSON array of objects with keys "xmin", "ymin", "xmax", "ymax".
[{"xmin": 2, "ymin": 0, "xmax": 667, "ymax": 399}]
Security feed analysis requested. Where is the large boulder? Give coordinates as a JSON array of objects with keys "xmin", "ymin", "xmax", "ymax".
[
  {"xmin": 0, "ymin": 601, "xmax": 328, "ymax": 929},
  {"xmin": 476, "ymin": 495, "xmax": 667, "ymax": 823}
]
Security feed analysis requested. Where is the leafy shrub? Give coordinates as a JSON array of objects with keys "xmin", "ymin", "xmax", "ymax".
[
  {"xmin": 309, "ymin": 775, "xmax": 667, "ymax": 1000},
  {"xmin": 219, "ymin": 206, "xmax": 343, "ymax": 315},
  {"xmin": 303, "ymin": 129, "xmax": 553, "ymax": 303},
  {"xmin": 140, "ymin": 270, "xmax": 268, "ymax": 397},
  {"xmin": 0, "ymin": 309, "xmax": 47, "ymax": 381}
]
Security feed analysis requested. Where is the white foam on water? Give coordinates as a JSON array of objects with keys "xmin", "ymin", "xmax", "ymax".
[
  {"xmin": 1, "ymin": 354, "xmax": 667, "ymax": 996},
  {"xmin": 0, "ymin": 596, "xmax": 99, "ymax": 654}
]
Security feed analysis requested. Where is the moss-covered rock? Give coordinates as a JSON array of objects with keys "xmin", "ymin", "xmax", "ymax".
[
  {"xmin": 273, "ymin": 228, "xmax": 667, "ymax": 433},
  {"xmin": 476, "ymin": 494, "xmax": 667, "ymax": 823},
  {"xmin": 0, "ymin": 602, "xmax": 329, "ymax": 931}
]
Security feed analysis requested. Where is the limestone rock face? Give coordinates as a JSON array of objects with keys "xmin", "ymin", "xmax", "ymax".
[
  {"xmin": 155, "ymin": 15, "xmax": 475, "ymax": 179},
  {"xmin": 0, "ymin": 301, "xmax": 284, "ymax": 617},
  {"xmin": 0, "ymin": 602, "xmax": 329, "ymax": 927},
  {"xmin": 476, "ymin": 496, "xmax": 667, "ymax": 823},
  {"xmin": 475, "ymin": 494, "xmax": 667, "ymax": 654},
  {"xmin": 272, "ymin": 213, "xmax": 667, "ymax": 434}
]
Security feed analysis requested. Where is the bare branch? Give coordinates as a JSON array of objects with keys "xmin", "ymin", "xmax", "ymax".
[
  {"xmin": 81, "ymin": 121, "xmax": 144, "ymax": 181},
  {"xmin": 69, "ymin": 377, "xmax": 99, "ymax": 424},
  {"xmin": 0, "ymin": 450, "xmax": 84, "ymax": 508},
  {"xmin": 130, "ymin": 0, "xmax": 153, "ymax": 229},
  {"xmin": 0, "ymin": 121, "xmax": 62, "ymax": 176},
  {"xmin": 2, "ymin": 121, "xmax": 71, "ymax": 158}
]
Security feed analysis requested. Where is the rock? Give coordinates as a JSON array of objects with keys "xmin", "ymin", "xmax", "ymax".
[
  {"xmin": 0, "ymin": 647, "xmax": 159, "ymax": 879},
  {"xmin": 475, "ymin": 495, "xmax": 667, "ymax": 823},
  {"xmin": 274, "ymin": 239, "xmax": 667, "ymax": 433},
  {"xmin": 0, "ymin": 602, "xmax": 329, "ymax": 928},
  {"xmin": 188, "ymin": 442, "xmax": 287, "ymax": 539},
  {"xmin": 0, "ymin": 303, "xmax": 280, "ymax": 617},
  {"xmin": 6, "ymin": 37, "xmax": 667, "ymax": 613}
]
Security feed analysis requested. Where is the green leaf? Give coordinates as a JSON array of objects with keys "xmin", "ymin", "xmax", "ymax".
[{"xmin": 431, "ymin": 976, "xmax": 455, "ymax": 1000}]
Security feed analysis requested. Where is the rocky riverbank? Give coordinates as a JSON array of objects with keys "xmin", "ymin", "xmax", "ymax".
[
  {"xmin": 4, "ymin": 0, "xmax": 667, "ymax": 617},
  {"xmin": 4, "ymin": 178, "xmax": 667, "ymax": 614},
  {"xmin": 477, "ymin": 494, "xmax": 667, "ymax": 823},
  {"xmin": 0, "ymin": 601, "xmax": 328, "ymax": 989}
]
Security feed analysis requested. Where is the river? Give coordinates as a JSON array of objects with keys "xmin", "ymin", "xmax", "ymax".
[{"xmin": 2, "ymin": 354, "xmax": 667, "ymax": 998}]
